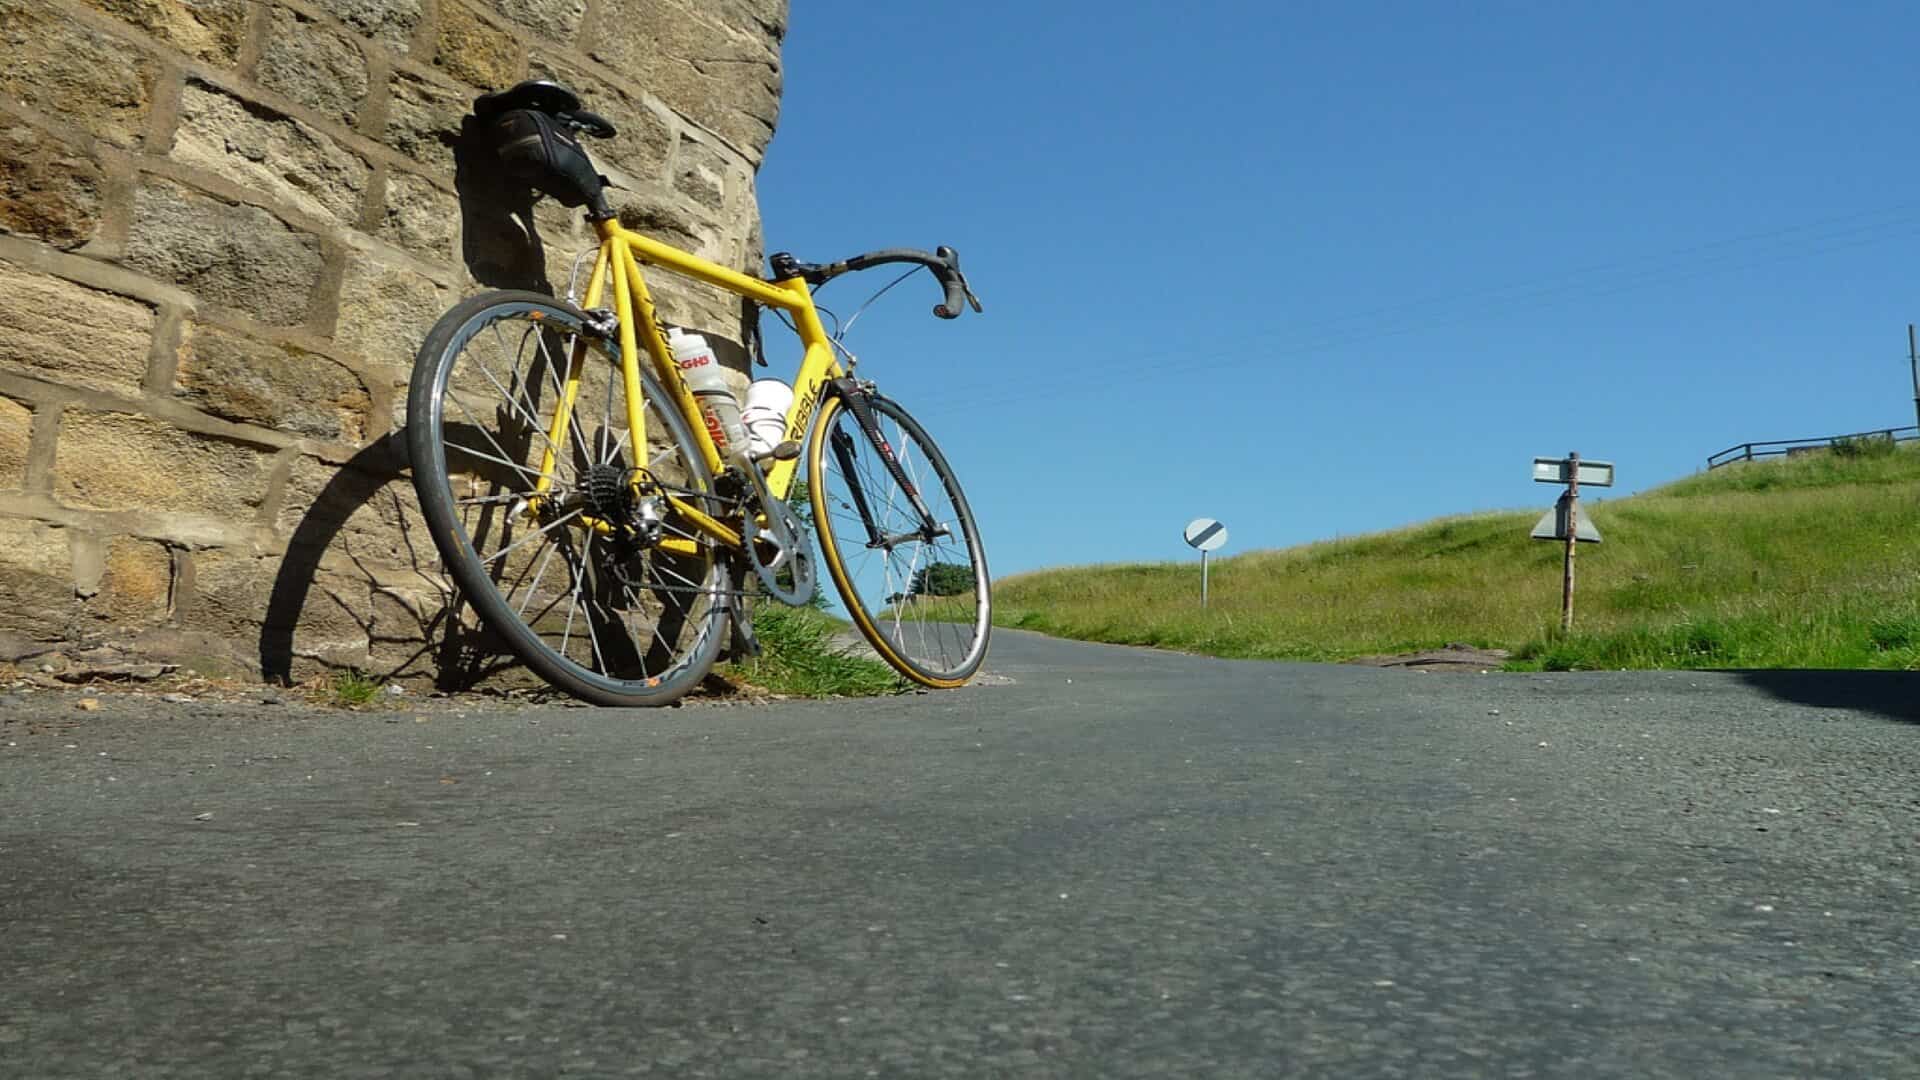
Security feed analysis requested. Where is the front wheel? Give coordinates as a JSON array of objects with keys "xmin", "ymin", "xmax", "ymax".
[{"xmin": 807, "ymin": 389, "xmax": 990, "ymax": 686}]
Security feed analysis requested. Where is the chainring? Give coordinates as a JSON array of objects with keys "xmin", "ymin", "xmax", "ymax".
[{"xmin": 743, "ymin": 499, "xmax": 816, "ymax": 607}]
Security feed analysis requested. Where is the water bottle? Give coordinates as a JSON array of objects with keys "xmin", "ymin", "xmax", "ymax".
[
  {"xmin": 668, "ymin": 329, "xmax": 746, "ymax": 456},
  {"xmin": 742, "ymin": 378, "xmax": 795, "ymax": 458}
]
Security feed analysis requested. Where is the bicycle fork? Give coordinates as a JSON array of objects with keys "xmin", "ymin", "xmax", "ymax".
[{"xmin": 828, "ymin": 381, "xmax": 949, "ymax": 550}]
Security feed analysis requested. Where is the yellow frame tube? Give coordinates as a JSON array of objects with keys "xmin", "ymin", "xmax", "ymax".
[
  {"xmin": 606, "ymin": 237, "xmax": 650, "ymax": 466},
  {"xmin": 535, "ymin": 220, "xmax": 854, "ymax": 547},
  {"xmin": 529, "ymin": 244, "xmax": 613, "ymax": 504}
]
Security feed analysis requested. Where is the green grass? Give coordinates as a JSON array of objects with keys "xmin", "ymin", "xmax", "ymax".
[
  {"xmin": 963, "ymin": 444, "xmax": 1920, "ymax": 672},
  {"xmin": 327, "ymin": 669, "xmax": 382, "ymax": 708},
  {"xmin": 724, "ymin": 605, "xmax": 908, "ymax": 697}
]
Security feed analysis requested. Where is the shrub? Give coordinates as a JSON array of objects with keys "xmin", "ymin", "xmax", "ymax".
[{"xmin": 1831, "ymin": 434, "xmax": 1897, "ymax": 459}]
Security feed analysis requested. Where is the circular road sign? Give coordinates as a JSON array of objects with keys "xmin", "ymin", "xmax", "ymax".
[{"xmin": 1183, "ymin": 518, "xmax": 1228, "ymax": 552}]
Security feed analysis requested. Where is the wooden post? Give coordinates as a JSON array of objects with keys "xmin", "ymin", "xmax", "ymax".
[
  {"xmin": 1908, "ymin": 325, "xmax": 1919, "ymax": 435},
  {"xmin": 1562, "ymin": 451, "xmax": 1580, "ymax": 632}
]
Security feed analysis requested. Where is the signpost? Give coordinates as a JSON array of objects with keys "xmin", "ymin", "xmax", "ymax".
[
  {"xmin": 1183, "ymin": 518, "xmax": 1228, "ymax": 607},
  {"xmin": 1531, "ymin": 453, "xmax": 1612, "ymax": 630}
]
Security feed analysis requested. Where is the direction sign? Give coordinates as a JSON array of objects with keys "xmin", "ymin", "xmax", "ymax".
[
  {"xmin": 1531, "ymin": 495, "xmax": 1602, "ymax": 543},
  {"xmin": 1184, "ymin": 518, "xmax": 1228, "ymax": 552},
  {"xmin": 1533, "ymin": 457, "xmax": 1614, "ymax": 487}
]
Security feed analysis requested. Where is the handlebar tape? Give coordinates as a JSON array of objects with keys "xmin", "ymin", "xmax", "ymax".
[{"xmin": 931, "ymin": 246, "xmax": 976, "ymax": 319}]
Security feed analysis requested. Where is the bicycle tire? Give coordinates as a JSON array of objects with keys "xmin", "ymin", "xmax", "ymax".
[
  {"xmin": 806, "ymin": 388, "xmax": 990, "ymax": 686},
  {"xmin": 407, "ymin": 290, "xmax": 730, "ymax": 706}
]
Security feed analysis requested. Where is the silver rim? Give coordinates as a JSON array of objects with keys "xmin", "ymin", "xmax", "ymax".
[
  {"xmin": 430, "ymin": 306, "xmax": 726, "ymax": 693},
  {"xmin": 815, "ymin": 397, "xmax": 988, "ymax": 681}
]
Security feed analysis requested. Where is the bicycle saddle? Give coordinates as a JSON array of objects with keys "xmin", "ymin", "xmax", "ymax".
[{"xmin": 473, "ymin": 80, "xmax": 581, "ymax": 118}]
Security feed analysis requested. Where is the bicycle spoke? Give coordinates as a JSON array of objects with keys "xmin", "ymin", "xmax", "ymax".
[
  {"xmin": 479, "ymin": 508, "xmax": 582, "ymax": 567},
  {"xmin": 471, "ymin": 326, "xmax": 572, "ymax": 466},
  {"xmin": 516, "ymin": 538, "xmax": 562, "ymax": 619},
  {"xmin": 456, "ymin": 491, "xmax": 532, "ymax": 507},
  {"xmin": 443, "ymin": 433, "xmax": 548, "ymax": 486}
]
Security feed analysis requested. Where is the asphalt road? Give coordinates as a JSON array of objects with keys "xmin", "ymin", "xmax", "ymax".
[{"xmin": 3, "ymin": 630, "xmax": 1917, "ymax": 1078}]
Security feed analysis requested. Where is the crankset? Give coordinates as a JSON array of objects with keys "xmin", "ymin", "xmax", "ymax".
[{"xmin": 735, "ymin": 454, "xmax": 816, "ymax": 606}]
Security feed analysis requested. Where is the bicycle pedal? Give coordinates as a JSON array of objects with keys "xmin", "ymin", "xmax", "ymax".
[
  {"xmin": 753, "ymin": 440, "xmax": 801, "ymax": 464},
  {"xmin": 730, "ymin": 605, "xmax": 762, "ymax": 659}
]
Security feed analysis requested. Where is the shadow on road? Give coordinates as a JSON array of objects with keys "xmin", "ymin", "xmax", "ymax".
[{"xmin": 1735, "ymin": 670, "xmax": 1920, "ymax": 724}]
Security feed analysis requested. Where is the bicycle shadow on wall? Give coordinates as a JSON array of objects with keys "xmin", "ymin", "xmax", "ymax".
[
  {"xmin": 456, "ymin": 115, "xmax": 553, "ymax": 292},
  {"xmin": 258, "ymin": 434, "xmax": 518, "ymax": 690},
  {"xmin": 258, "ymin": 121, "xmax": 547, "ymax": 688}
]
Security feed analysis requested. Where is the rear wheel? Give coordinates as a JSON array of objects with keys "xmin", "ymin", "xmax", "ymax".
[
  {"xmin": 407, "ymin": 291, "xmax": 730, "ymax": 706},
  {"xmin": 807, "ymin": 389, "xmax": 990, "ymax": 686}
]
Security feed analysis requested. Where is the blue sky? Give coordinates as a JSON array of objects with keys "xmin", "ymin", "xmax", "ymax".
[{"xmin": 754, "ymin": 1, "xmax": 1920, "ymax": 581}]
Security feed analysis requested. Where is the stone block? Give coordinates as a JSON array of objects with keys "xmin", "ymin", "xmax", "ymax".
[
  {"xmin": 306, "ymin": 0, "xmax": 422, "ymax": 54},
  {"xmin": 334, "ymin": 253, "xmax": 450, "ymax": 366},
  {"xmin": 611, "ymin": 194, "xmax": 705, "ymax": 259},
  {"xmin": 0, "ymin": 260, "xmax": 154, "ymax": 396},
  {"xmin": 712, "ymin": 0, "xmax": 787, "ymax": 39},
  {"xmin": 125, "ymin": 179, "xmax": 325, "ymax": 327},
  {"xmin": 581, "ymin": 0, "xmax": 780, "ymax": 163},
  {"xmin": 53, "ymin": 409, "xmax": 273, "ymax": 515},
  {"xmin": 96, "ymin": 536, "xmax": 174, "ymax": 623},
  {"xmin": 170, "ymin": 82, "xmax": 370, "ymax": 224},
  {"xmin": 79, "ymin": 0, "xmax": 245, "ymax": 65},
  {"xmin": 366, "ymin": 567, "xmax": 453, "ymax": 643},
  {"xmin": 0, "ymin": 395, "xmax": 32, "ymax": 490},
  {"xmin": 278, "ymin": 455, "xmax": 432, "ymax": 569},
  {"xmin": 384, "ymin": 71, "xmax": 467, "ymax": 169},
  {"xmin": 256, "ymin": 8, "xmax": 370, "ymax": 126},
  {"xmin": 435, "ymin": 1, "xmax": 522, "ymax": 89},
  {"xmin": 673, "ymin": 135, "xmax": 727, "ymax": 213},
  {"xmin": 0, "ymin": 0, "xmax": 158, "ymax": 148},
  {"xmin": 0, "ymin": 115, "xmax": 104, "ymax": 248},
  {"xmin": 187, "ymin": 546, "xmax": 372, "ymax": 665},
  {"xmin": 485, "ymin": 0, "xmax": 585, "ymax": 41},
  {"xmin": 0, "ymin": 517, "xmax": 73, "ymax": 638},
  {"xmin": 174, "ymin": 323, "xmax": 371, "ymax": 442},
  {"xmin": 377, "ymin": 170, "xmax": 458, "ymax": 259}
]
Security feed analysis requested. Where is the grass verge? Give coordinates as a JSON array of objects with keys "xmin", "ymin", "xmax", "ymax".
[
  {"xmin": 973, "ymin": 445, "xmax": 1920, "ymax": 672},
  {"xmin": 724, "ymin": 605, "xmax": 907, "ymax": 698}
]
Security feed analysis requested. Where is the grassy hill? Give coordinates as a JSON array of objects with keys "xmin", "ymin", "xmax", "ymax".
[{"xmin": 981, "ymin": 441, "xmax": 1920, "ymax": 671}]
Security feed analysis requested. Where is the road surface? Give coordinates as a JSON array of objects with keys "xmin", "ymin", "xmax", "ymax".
[{"xmin": 3, "ymin": 630, "xmax": 1916, "ymax": 1076}]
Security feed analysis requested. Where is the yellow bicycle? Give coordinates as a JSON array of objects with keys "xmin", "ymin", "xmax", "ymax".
[{"xmin": 406, "ymin": 81, "xmax": 991, "ymax": 705}]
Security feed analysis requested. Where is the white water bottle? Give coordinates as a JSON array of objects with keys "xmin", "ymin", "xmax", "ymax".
[
  {"xmin": 668, "ymin": 329, "xmax": 746, "ymax": 456},
  {"xmin": 742, "ymin": 378, "xmax": 795, "ymax": 458}
]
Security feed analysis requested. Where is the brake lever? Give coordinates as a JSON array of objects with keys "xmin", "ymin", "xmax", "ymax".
[
  {"xmin": 961, "ymin": 275, "xmax": 984, "ymax": 313},
  {"xmin": 934, "ymin": 245, "xmax": 984, "ymax": 315}
]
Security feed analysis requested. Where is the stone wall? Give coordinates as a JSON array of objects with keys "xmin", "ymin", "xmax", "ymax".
[{"xmin": 0, "ymin": 0, "xmax": 785, "ymax": 681}]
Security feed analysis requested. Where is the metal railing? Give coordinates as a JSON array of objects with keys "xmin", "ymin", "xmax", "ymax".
[{"xmin": 1707, "ymin": 425, "xmax": 1920, "ymax": 469}]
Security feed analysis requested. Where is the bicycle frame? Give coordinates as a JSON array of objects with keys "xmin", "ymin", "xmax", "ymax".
[{"xmin": 545, "ymin": 217, "xmax": 846, "ymax": 555}]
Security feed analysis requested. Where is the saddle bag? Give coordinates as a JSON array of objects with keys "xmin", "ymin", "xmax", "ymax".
[{"xmin": 488, "ymin": 107, "xmax": 607, "ymax": 211}]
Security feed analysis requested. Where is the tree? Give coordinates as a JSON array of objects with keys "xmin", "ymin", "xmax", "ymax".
[{"xmin": 909, "ymin": 561, "xmax": 973, "ymax": 598}]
